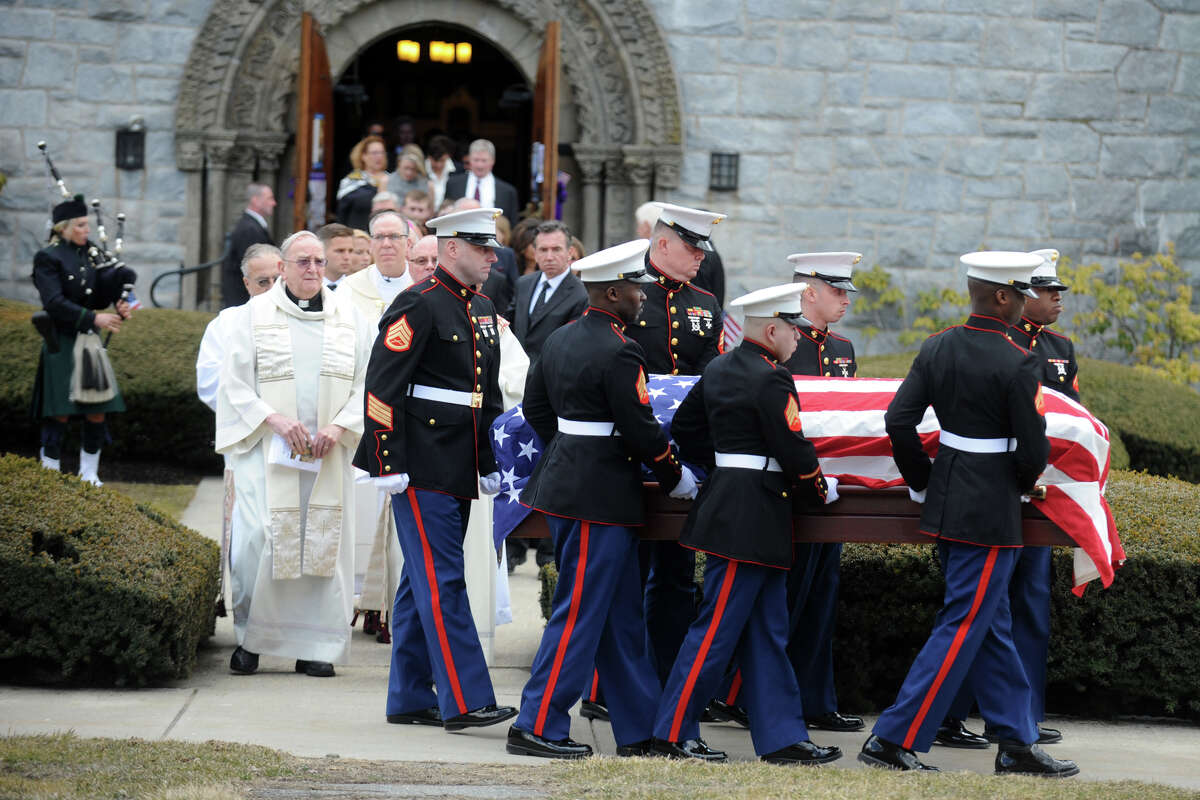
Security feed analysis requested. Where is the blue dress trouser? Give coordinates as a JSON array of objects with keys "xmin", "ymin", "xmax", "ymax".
[
  {"xmin": 785, "ymin": 541, "xmax": 842, "ymax": 716},
  {"xmin": 947, "ymin": 545, "xmax": 1052, "ymax": 724},
  {"xmin": 873, "ymin": 541, "xmax": 1037, "ymax": 752},
  {"xmin": 385, "ymin": 488, "xmax": 496, "ymax": 721},
  {"xmin": 515, "ymin": 516, "xmax": 660, "ymax": 746},
  {"xmin": 654, "ymin": 554, "xmax": 809, "ymax": 757}
]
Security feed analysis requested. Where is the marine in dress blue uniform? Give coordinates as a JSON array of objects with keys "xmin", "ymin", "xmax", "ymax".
[
  {"xmin": 506, "ymin": 239, "xmax": 696, "ymax": 759},
  {"xmin": 352, "ymin": 207, "xmax": 517, "ymax": 733},
  {"xmin": 652, "ymin": 283, "xmax": 843, "ymax": 765},
  {"xmin": 860, "ymin": 252, "xmax": 1079, "ymax": 778},
  {"xmin": 938, "ymin": 249, "xmax": 1076, "ymax": 749}
]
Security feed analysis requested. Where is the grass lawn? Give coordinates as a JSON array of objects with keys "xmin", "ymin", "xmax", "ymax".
[
  {"xmin": 105, "ymin": 480, "xmax": 199, "ymax": 522},
  {"xmin": 1, "ymin": 734, "xmax": 1195, "ymax": 800}
]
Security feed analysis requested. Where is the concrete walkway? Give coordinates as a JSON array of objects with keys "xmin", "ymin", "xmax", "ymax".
[{"xmin": 2, "ymin": 477, "xmax": 1198, "ymax": 789}]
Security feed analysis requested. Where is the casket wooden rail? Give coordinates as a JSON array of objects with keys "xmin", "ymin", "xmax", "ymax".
[{"xmin": 511, "ymin": 485, "xmax": 1074, "ymax": 546}]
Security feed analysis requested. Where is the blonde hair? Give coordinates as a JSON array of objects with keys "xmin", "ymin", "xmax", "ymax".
[
  {"xmin": 352, "ymin": 228, "xmax": 371, "ymax": 242},
  {"xmin": 350, "ymin": 135, "xmax": 387, "ymax": 172}
]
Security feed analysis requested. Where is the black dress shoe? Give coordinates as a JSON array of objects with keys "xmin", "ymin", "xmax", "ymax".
[
  {"xmin": 386, "ymin": 706, "xmax": 442, "ymax": 726},
  {"xmin": 506, "ymin": 726, "xmax": 592, "ymax": 759},
  {"xmin": 985, "ymin": 725, "xmax": 1063, "ymax": 745},
  {"xmin": 706, "ymin": 699, "xmax": 750, "ymax": 729},
  {"xmin": 579, "ymin": 700, "xmax": 610, "ymax": 721},
  {"xmin": 443, "ymin": 703, "xmax": 518, "ymax": 731},
  {"xmin": 615, "ymin": 738, "xmax": 658, "ymax": 757},
  {"xmin": 295, "ymin": 659, "xmax": 335, "ymax": 677},
  {"xmin": 858, "ymin": 734, "xmax": 941, "ymax": 772},
  {"xmin": 761, "ymin": 740, "xmax": 843, "ymax": 765},
  {"xmin": 229, "ymin": 646, "xmax": 258, "ymax": 675},
  {"xmin": 652, "ymin": 737, "xmax": 727, "ymax": 762},
  {"xmin": 806, "ymin": 710, "xmax": 865, "ymax": 732},
  {"xmin": 995, "ymin": 742, "xmax": 1079, "ymax": 778},
  {"xmin": 934, "ymin": 718, "xmax": 990, "ymax": 749}
]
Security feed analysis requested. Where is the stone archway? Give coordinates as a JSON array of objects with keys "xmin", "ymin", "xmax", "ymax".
[{"xmin": 174, "ymin": 0, "xmax": 684, "ymax": 304}]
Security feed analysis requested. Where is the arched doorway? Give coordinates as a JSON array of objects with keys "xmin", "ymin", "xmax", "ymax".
[
  {"xmin": 174, "ymin": 0, "xmax": 685, "ymax": 308},
  {"xmin": 332, "ymin": 23, "xmax": 533, "ymax": 208}
]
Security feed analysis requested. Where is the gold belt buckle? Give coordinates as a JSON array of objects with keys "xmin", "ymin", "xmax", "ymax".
[{"xmin": 470, "ymin": 392, "xmax": 483, "ymax": 409}]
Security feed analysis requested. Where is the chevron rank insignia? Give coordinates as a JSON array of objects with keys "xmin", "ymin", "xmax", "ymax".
[
  {"xmin": 785, "ymin": 394, "xmax": 803, "ymax": 432},
  {"xmin": 636, "ymin": 366, "xmax": 650, "ymax": 404},
  {"xmin": 385, "ymin": 315, "xmax": 413, "ymax": 352},
  {"xmin": 366, "ymin": 392, "xmax": 393, "ymax": 428}
]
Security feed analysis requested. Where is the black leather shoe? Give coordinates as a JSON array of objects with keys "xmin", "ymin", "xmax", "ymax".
[
  {"xmin": 858, "ymin": 735, "xmax": 941, "ymax": 772},
  {"xmin": 653, "ymin": 737, "xmax": 727, "ymax": 762},
  {"xmin": 229, "ymin": 646, "xmax": 258, "ymax": 675},
  {"xmin": 579, "ymin": 700, "xmax": 610, "ymax": 721},
  {"xmin": 934, "ymin": 718, "xmax": 990, "ymax": 749},
  {"xmin": 615, "ymin": 738, "xmax": 658, "ymax": 757},
  {"xmin": 443, "ymin": 703, "xmax": 518, "ymax": 731},
  {"xmin": 761, "ymin": 740, "xmax": 843, "ymax": 765},
  {"xmin": 995, "ymin": 742, "xmax": 1079, "ymax": 778},
  {"xmin": 985, "ymin": 725, "xmax": 1063, "ymax": 745},
  {"xmin": 506, "ymin": 726, "xmax": 592, "ymax": 759},
  {"xmin": 386, "ymin": 706, "xmax": 442, "ymax": 726},
  {"xmin": 295, "ymin": 659, "xmax": 335, "ymax": 677},
  {"xmin": 806, "ymin": 710, "xmax": 865, "ymax": 732},
  {"xmin": 706, "ymin": 699, "xmax": 750, "ymax": 729}
]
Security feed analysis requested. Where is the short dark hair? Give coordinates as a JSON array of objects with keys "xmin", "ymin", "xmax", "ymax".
[
  {"xmin": 427, "ymin": 135, "xmax": 455, "ymax": 160},
  {"xmin": 316, "ymin": 222, "xmax": 354, "ymax": 244},
  {"xmin": 534, "ymin": 220, "xmax": 571, "ymax": 243}
]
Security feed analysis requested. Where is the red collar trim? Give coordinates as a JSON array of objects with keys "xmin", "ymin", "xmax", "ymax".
[
  {"xmin": 741, "ymin": 336, "xmax": 778, "ymax": 363},
  {"xmin": 585, "ymin": 306, "xmax": 625, "ymax": 330}
]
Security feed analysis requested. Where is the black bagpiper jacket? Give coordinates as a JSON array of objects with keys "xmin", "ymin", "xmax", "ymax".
[
  {"xmin": 352, "ymin": 266, "xmax": 503, "ymax": 499},
  {"xmin": 33, "ymin": 240, "xmax": 135, "ymax": 333}
]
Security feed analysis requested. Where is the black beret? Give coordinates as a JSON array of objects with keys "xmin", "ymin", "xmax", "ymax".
[{"xmin": 52, "ymin": 193, "xmax": 87, "ymax": 224}]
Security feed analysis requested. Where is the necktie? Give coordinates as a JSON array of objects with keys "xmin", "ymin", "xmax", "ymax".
[
  {"xmin": 531, "ymin": 280, "xmax": 550, "ymax": 316},
  {"xmin": 473, "ymin": 178, "xmax": 481, "ymax": 202}
]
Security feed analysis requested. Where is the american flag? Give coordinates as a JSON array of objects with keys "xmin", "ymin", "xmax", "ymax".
[{"xmin": 491, "ymin": 373, "xmax": 1124, "ymax": 593}]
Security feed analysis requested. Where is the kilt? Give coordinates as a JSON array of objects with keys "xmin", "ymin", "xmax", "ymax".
[{"xmin": 30, "ymin": 335, "xmax": 125, "ymax": 418}]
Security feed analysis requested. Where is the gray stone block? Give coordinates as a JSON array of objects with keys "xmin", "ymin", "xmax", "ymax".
[
  {"xmin": 946, "ymin": 0, "xmax": 1033, "ymax": 13},
  {"xmin": 982, "ymin": 118, "xmax": 1041, "ymax": 138},
  {"xmin": 1117, "ymin": 93, "xmax": 1147, "ymax": 120},
  {"xmin": 76, "ymin": 65, "xmax": 134, "ymax": 103},
  {"xmin": 738, "ymin": 154, "xmax": 772, "ymax": 189},
  {"xmin": 866, "ymin": 65, "xmax": 952, "ymax": 99},
  {"xmin": 682, "ymin": 74, "xmax": 738, "ymax": 114},
  {"xmin": 1160, "ymin": 12, "xmax": 1200, "ymax": 50},
  {"xmin": 965, "ymin": 176, "xmax": 1024, "ymax": 198},
  {"xmin": 788, "ymin": 208, "xmax": 851, "ymax": 237},
  {"xmin": 897, "ymin": 13, "xmax": 985, "ymax": 41},
  {"xmin": 0, "ymin": 89, "xmax": 47, "ymax": 125},
  {"xmin": 90, "ymin": 0, "xmax": 148, "ymax": 22},
  {"xmin": 0, "ymin": 40, "xmax": 26, "ymax": 59},
  {"xmin": 852, "ymin": 36, "xmax": 909, "ymax": 62},
  {"xmin": 79, "ymin": 46, "xmax": 114, "ymax": 64},
  {"xmin": 987, "ymin": 200, "xmax": 1047, "ymax": 238},
  {"xmin": 981, "ymin": 103, "xmax": 1023, "ymax": 119},
  {"xmin": 1176, "ymin": 56, "xmax": 1200, "ymax": 96},
  {"xmin": 905, "ymin": 172, "xmax": 965, "ymax": 211},
  {"xmin": 1097, "ymin": 0, "xmax": 1162, "ymax": 47},
  {"xmin": 1027, "ymin": 74, "xmax": 1118, "ymax": 119},
  {"xmin": 1065, "ymin": 22, "xmax": 1098, "ymax": 39},
  {"xmin": 135, "ymin": 76, "xmax": 178, "ymax": 104},
  {"xmin": 1026, "ymin": 164, "xmax": 1071, "ymax": 199},
  {"xmin": 1065, "ymin": 41, "xmax": 1127, "ymax": 71},
  {"xmin": 876, "ymin": 228, "xmax": 932, "ymax": 268},
  {"xmin": 1073, "ymin": 179, "xmax": 1137, "ymax": 222},
  {"xmin": 907, "ymin": 41, "xmax": 977, "ymax": 65},
  {"xmin": 1141, "ymin": 179, "xmax": 1200, "ymax": 212},
  {"xmin": 945, "ymin": 140, "xmax": 1010, "ymax": 176},
  {"xmin": 792, "ymin": 138, "xmax": 835, "ymax": 171},
  {"xmin": 1147, "ymin": 96, "xmax": 1200, "ymax": 134},
  {"xmin": 855, "ymin": 210, "xmax": 936, "ymax": 227},
  {"xmin": 836, "ymin": 137, "xmax": 881, "ymax": 167},
  {"xmin": 982, "ymin": 20, "xmax": 1061, "ymax": 70},
  {"xmin": 900, "ymin": 0, "xmax": 944, "ymax": 9},
  {"xmin": 824, "ymin": 106, "xmax": 889, "ymax": 135},
  {"xmin": 1035, "ymin": 0, "xmax": 1100, "ymax": 21},
  {"xmin": 1004, "ymin": 138, "xmax": 1042, "ymax": 161},
  {"xmin": 0, "ymin": 176, "xmax": 54, "ymax": 212},
  {"xmin": 933, "ymin": 213, "xmax": 988, "ymax": 253},
  {"xmin": 1154, "ymin": 0, "xmax": 1200, "ymax": 10},
  {"xmin": 780, "ymin": 24, "xmax": 851, "ymax": 69},
  {"xmin": 740, "ymin": 69, "xmax": 824, "ymax": 117},
  {"xmin": 902, "ymin": 102, "xmax": 978, "ymax": 136},
  {"xmin": 654, "ymin": 0, "xmax": 743, "ymax": 35},
  {"xmin": 1100, "ymin": 136, "xmax": 1186, "ymax": 177},
  {"xmin": 828, "ymin": 73, "xmax": 863, "ymax": 105},
  {"xmin": 833, "ymin": 0, "xmax": 892, "ymax": 21},
  {"xmin": 0, "ymin": 128, "xmax": 22, "ymax": 173},
  {"xmin": 0, "ymin": 57, "xmax": 21, "ymax": 88},
  {"xmin": 24, "ymin": 43, "xmax": 78, "ymax": 89},
  {"xmin": 54, "ymin": 15, "xmax": 120, "ymax": 45},
  {"xmin": 826, "ymin": 169, "xmax": 905, "ymax": 207},
  {"xmin": 1174, "ymin": 223, "xmax": 1200, "ymax": 258},
  {"xmin": 877, "ymin": 138, "xmax": 947, "ymax": 167},
  {"xmin": 669, "ymin": 36, "xmax": 735, "ymax": 75},
  {"xmin": 768, "ymin": 175, "xmax": 829, "ymax": 204},
  {"xmin": 66, "ymin": 128, "xmax": 111, "ymax": 164},
  {"xmin": 1049, "ymin": 220, "xmax": 1111, "ymax": 239},
  {"xmin": 746, "ymin": 0, "xmax": 828, "ymax": 19},
  {"xmin": 719, "ymin": 38, "xmax": 777, "ymax": 66},
  {"xmin": 117, "ymin": 25, "xmax": 197, "ymax": 65},
  {"xmin": 1116, "ymin": 51, "xmax": 1178, "ymax": 92},
  {"xmin": 0, "ymin": 8, "xmax": 54, "ymax": 39},
  {"xmin": 954, "ymin": 69, "xmax": 1033, "ymax": 103},
  {"xmin": 147, "ymin": 0, "xmax": 210, "ymax": 25}
]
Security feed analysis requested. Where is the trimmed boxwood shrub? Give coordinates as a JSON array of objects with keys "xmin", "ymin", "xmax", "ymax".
[
  {"xmin": 0, "ymin": 298, "xmax": 220, "ymax": 471},
  {"xmin": 0, "ymin": 454, "xmax": 219, "ymax": 686}
]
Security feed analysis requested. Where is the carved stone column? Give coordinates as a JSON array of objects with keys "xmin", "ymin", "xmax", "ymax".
[
  {"xmin": 204, "ymin": 136, "xmax": 236, "ymax": 310},
  {"xmin": 622, "ymin": 145, "xmax": 655, "ymax": 215},
  {"xmin": 175, "ymin": 136, "xmax": 205, "ymax": 310},
  {"xmin": 254, "ymin": 136, "xmax": 288, "ymax": 235},
  {"xmin": 226, "ymin": 144, "xmax": 258, "ymax": 231},
  {"xmin": 572, "ymin": 145, "xmax": 610, "ymax": 255},
  {"xmin": 603, "ymin": 152, "xmax": 633, "ymax": 247}
]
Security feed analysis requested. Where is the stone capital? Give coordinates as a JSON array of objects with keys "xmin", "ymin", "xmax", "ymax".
[
  {"xmin": 204, "ymin": 136, "xmax": 238, "ymax": 170},
  {"xmin": 175, "ymin": 136, "xmax": 205, "ymax": 171},
  {"xmin": 572, "ymin": 144, "xmax": 620, "ymax": 183}
]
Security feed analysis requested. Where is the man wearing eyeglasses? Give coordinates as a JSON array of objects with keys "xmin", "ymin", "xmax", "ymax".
[{"xmin": 215, "ymin": 230, "xmax": 373, "ymax": 680}]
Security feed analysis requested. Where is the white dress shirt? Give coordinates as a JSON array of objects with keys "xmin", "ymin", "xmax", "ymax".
[
  {"xmin": 528, "ymin": 270, "xmax": 569, "ymax": 315},
  {"xmin": 464, "ymin": 172, "xmax": 496, "ymax": 209}
]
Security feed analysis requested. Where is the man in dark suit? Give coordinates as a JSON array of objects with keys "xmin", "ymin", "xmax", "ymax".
[
  {"xmin": 510, "ymin": 221, "xmax": 588, "ymax": 363},
  {"xmin": 221, "ymin": 183, "xmax": 276, "ymax": 308},
  {"xmin": 444, "ymin": 139, "xmax": 521, "ymax": 225}
]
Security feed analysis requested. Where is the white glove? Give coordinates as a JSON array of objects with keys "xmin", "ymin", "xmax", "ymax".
[
  {"xmin": 479, "ymin": 471, "xmax": 502, "ymax": 495},
  {"xmin": 375, "ymin": 473, "xmax": 410, "ymax": 495},
  {"xmin": 669, "ymin": 465, "xmax": 699, "ymax": 500},
  {"xmin": 908, "ymin": 487, "xmax": 927, "ymax": 504},
  {"xmin": 823, "ymin": 476, "xmax": 840, "ymax": 505},
  {"xmin": 1020, "ymin": 494, "xmax": 1031, "ymax": 504}
]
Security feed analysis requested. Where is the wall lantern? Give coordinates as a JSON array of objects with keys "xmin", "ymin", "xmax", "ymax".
[
  {"xmin": 396, "ymin": 39, "xmax": 420, "ymax": 63},
  {"xmin": 455, "ymin": 42, "xmax": 472, "ymax": 64},
  {"xmin": 116, "ymin": 115, "xmax": 145, "ymax": 171},
  {"xmin": 429, "ymin": 41, "xmax": 455, "ymax": 64},
  {"xmin": 709, "ymin": 152, "xmax": 739, "ymax": 192}
]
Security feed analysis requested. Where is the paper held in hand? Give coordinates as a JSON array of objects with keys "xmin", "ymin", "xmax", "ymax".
[{"xmin": 268, "ymin": 433, "xmax": 322, "ymax": 473}]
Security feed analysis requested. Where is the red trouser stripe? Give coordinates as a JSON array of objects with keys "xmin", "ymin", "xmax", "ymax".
[
  {"xmin": 725, "ymin": 669, "xmax": 743, "ymax": 705},
  {"xmin": 589, "ymin": 669, "xmax": 599, "ymax": 702},
  {"xmin": 901, "ymin": 547, "xmax": 1000, "ymax": 750},
  {"xmin": 408, "ymin": 490, "xmax": 468, "ymax": 715},
  {"xmin": 669, "ymin": 561, "xmax": 738, "ymax": 742},
  {"xmin": 534, "ymin": 522, "xmax": 590, "ymax": 736}
]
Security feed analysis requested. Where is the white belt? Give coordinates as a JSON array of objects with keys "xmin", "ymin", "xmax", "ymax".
[
  {"xmin": 557, "ymin": 417, "xmax": 619, "ymax": 436},
  {"xmin": 939, "ymin": 430, "xmax": 1017, "ymax": 454},
  {"xmin": 409, "ymin": 383, "xmax": 483, "ymax": 409},
  {"xmin": 715, "ymin": 453, "xmax": 782, "ymax": 472}
]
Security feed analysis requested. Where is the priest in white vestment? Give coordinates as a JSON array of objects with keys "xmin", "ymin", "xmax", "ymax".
[{"xmin": 215, "ymin": 230, "xmax": 372, "ymax": 677}]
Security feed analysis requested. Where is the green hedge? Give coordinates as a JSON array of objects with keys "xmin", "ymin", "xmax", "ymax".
[
  {"xmin": 0, "ymin": 454, "xmax": 219, "ymax": 686},
  {"xmin": 538, "ymin": 470, "xmax": 1199, "ymax": 720},
  {"xmin": 0, "ymin": 299, "xmax": 220, "ymax": 471}
]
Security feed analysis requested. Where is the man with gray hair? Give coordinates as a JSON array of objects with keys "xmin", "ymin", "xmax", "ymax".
[
  {"xmin": 445, "ymin": 139, "xmax": 520, "ymax": 224},
  {"xmin": 216, "ymin": 229, "xmax": 373, "ymax": 679},
  {"xmin": 221, "ymin": 183, "xmax": 277, "ymax": 308}
]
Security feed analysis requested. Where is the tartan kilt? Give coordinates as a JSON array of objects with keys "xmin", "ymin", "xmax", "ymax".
[{"xmin": 30, "ymin": 334, "xmax": 126, "ymax": 418}]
